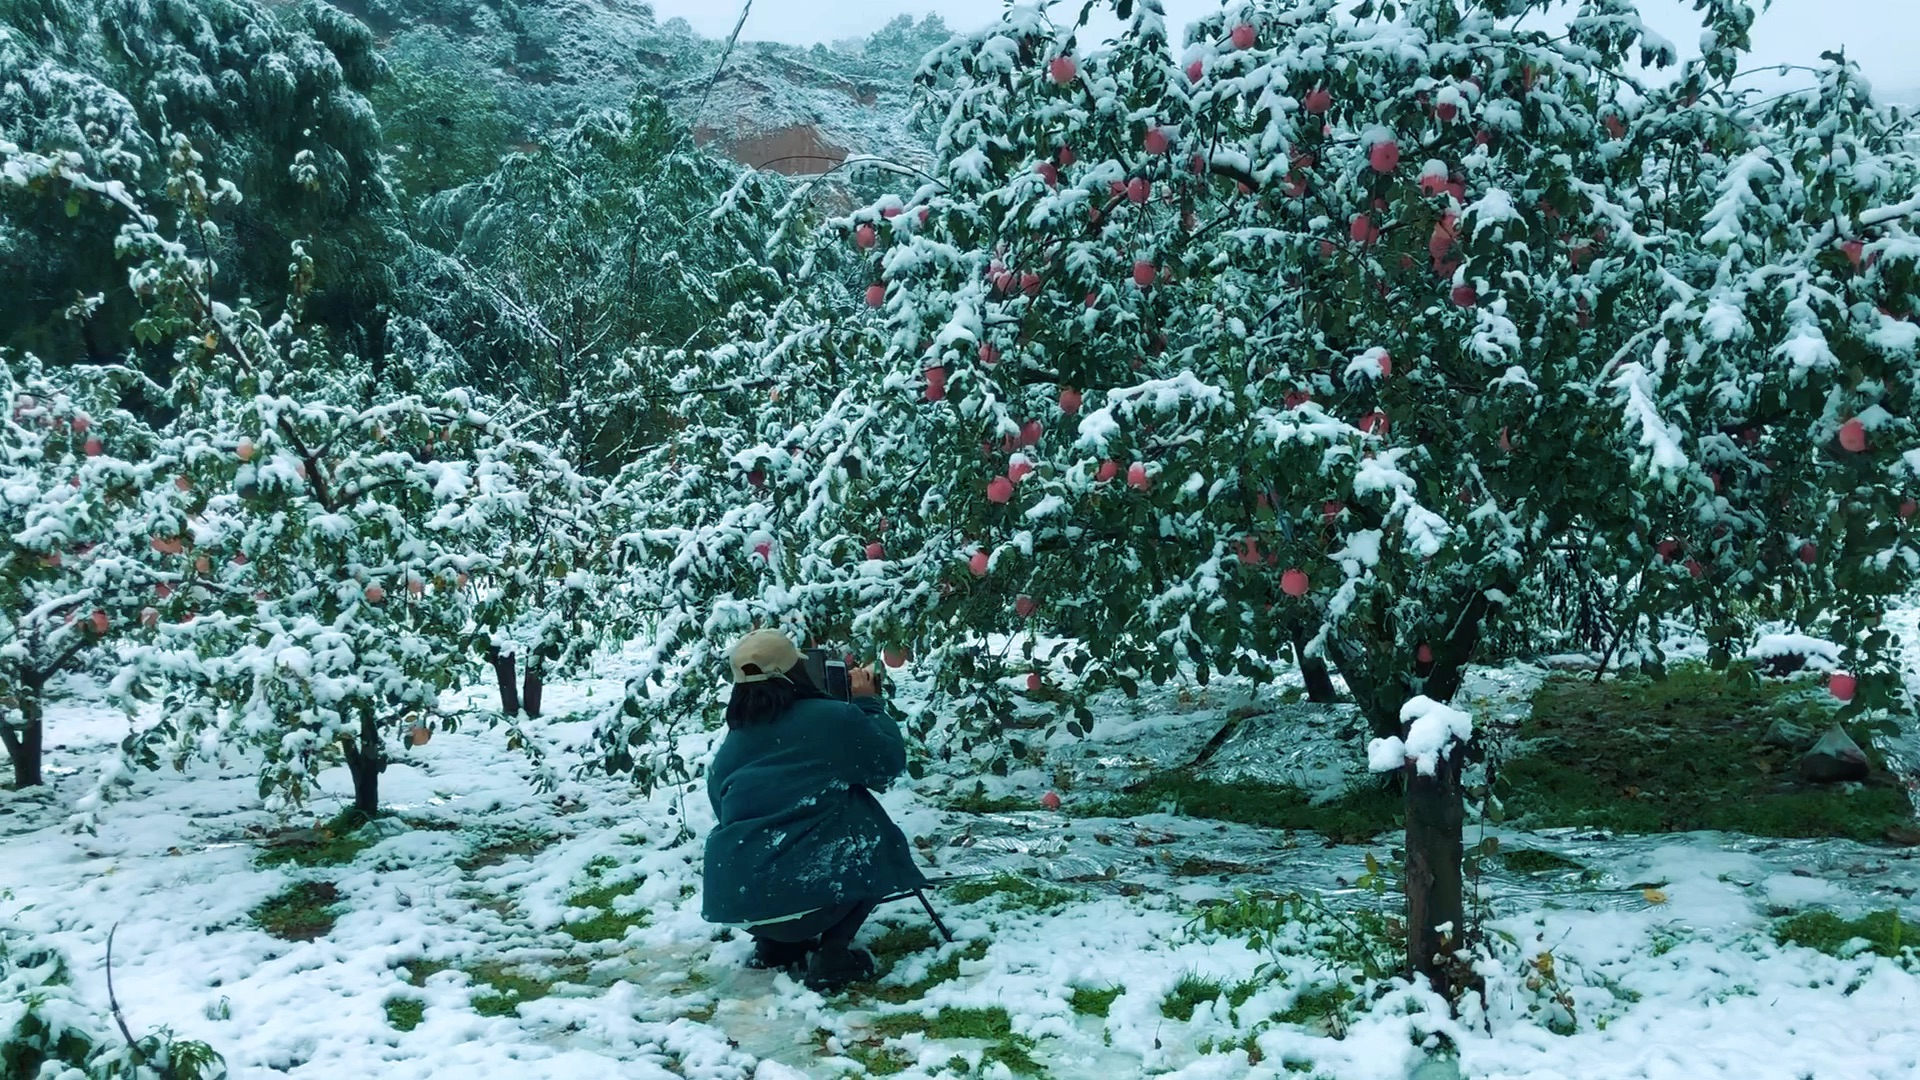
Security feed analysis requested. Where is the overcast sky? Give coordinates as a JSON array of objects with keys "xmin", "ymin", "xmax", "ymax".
[{"xmin": 647, "ymin": 0, "xmax": 1920, "ymax": 98}]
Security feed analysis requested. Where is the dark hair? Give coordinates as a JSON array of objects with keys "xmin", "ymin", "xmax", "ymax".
[{"xmin": 724, "ymin": 661, "xmax": 827, "ymax": 729}]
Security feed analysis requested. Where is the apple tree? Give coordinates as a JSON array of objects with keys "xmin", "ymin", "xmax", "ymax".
[{"xmin": 608, "ymin": 0, "xmax": 1920, "ymax": 993}]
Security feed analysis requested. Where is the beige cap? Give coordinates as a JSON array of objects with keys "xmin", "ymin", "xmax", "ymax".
[{"xmin": 729, "ymin": 629, "xmax": 805, "ymax": 685}]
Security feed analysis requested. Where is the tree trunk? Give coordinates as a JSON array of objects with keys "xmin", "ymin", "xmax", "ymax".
[
  {"xmin": 341, "ymin": 711, "xmax": 383, "ymax": 816},
  {"xmin": 1, "ymin": 697, "xmax": 43, "ymax": 789},
  {"xmin": 487, "ymin": 646, "xmax": 520, "ymax": 717},
  {"xmin": 521, "ymin": 658, "xmax": 544, "ymax": 720},
  {"xmin": 1404, "ymin": 756, "xmax": 1466, "ymax": 995},
  {"xmin": 1292, "ymin": 625, "xmax": 1340, "ymax": 703}
]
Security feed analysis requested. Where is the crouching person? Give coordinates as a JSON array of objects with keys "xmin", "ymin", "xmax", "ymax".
[{"xmin": 702, "ymin": 630, "xmax": 928, "ymax": 992}]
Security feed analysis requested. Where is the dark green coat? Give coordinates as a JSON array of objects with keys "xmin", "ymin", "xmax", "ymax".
[{"xmin": 701, "ymin": 695, "xmax": 927, "ymax": 925}]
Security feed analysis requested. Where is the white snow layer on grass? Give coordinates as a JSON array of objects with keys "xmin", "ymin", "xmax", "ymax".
[{"xmin": 4, "ymin": 659, "xmax": 1920, "ymax": 1078}]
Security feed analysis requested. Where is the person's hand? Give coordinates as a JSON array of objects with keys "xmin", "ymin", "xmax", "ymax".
[{"xmin": 849, "ymin": 665, "xmax": 878, "ymax": 698}]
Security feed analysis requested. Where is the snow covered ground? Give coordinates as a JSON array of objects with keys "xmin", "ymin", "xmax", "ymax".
[{"xmin": 5, "ymin": 655, "xmax": 1920, "ymax": 1079}]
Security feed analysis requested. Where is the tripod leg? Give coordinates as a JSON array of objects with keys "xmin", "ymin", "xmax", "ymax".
[{"xmin": 916, "ymin": 888, "xmax": 956, "ymax": 943}]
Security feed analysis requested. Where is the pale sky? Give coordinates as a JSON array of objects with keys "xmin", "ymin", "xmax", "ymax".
[{"xmin": 648, "ymin": 0, "xmax": 1920, "ymax": 99}]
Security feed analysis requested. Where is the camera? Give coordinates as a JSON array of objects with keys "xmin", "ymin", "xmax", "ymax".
[{"xmin": 802, "ymin": 647, "xmax": 854, "ymax": 701}]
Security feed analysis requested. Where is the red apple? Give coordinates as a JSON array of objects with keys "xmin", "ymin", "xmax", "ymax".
[
  {"xmin": 139, "ymin": 606, "xmax": 159, "ymax": 628},
  {"xmin": 1685, "ymin": 558, "xmax": 1705, "ymax": 579},
  {"xmin": 1603, "ymin": 115, "xmax": 1625, "ymax": 139},
  {"xmin": 1096, "ymin": 460, "xmax": 1119, "ymax": 483},
  {"xmin": 1359, "ymin": 411, "xmax": 1389, "ymax": 435},
  {"xmin": 1021, "ymin": 271, "xmax": 1042, "ymax": 296},
  {"xmin": 1143, "ymin": 127, "xmax": 1170, "ymax": 155},
  {"xmin": 1349, "ymin": 213, "xmax": 1378, "ymax": 245},
  {"xmin": 410, "ymin": 726, "xmax": 432, "ymax": 747},
  {"xmin": 1375, "ymin": 352, "xmax": 1392, "ymax": 378},
  {"xmin": 408, "ymin": 576, "xmax": 425, "ymax": 596},
  {"xmin": 1009, "ymin": 459, "xmax": 1033, "ymax": 483},
  {"xmin": 1060, "ymin": 388, "xmax": 1082, "ymax": 415},
  {"xmin": 1127, "ymin": 462, "xmax": 1150, "ymax": 490},
  {"xmin": 1049, "ymin": 54, "xmax": 1078, "ymax": 85},
  {"xmin": 1236, "ymin": 536, "xmax": 1262, "ymax": 565},
  {"xmin": 1285, "ymin": 390, "xmax": 1311, "ymax": 410},
  {"xmin": 925, "ymin": 366, "xmax": 948, "ymax": 403},
  {"xmin": 194, "ymin": 555, "xmax": 211, "ymax": 574},
  {"xmin": 89, "ymin": 609, "xmax": 108, "ymax": 634},
  {"xmin": 155, "ymin": 582, "xmax": 173, "ymax": 599},
  {"xmin": 1499, "ymin": 426, "xmax": 1512, "ymax": 453},
  {"xmin": 1429, "ymin": 214, "xmax": 1458, "ymax": 260},
  {"xmin": 83, "ymin": 436, "xmax": 102, "ymax": 457},
  {"xmin": 1798, "ymin": 542, "xmax": 1818, "ymax": 565},
  {"xmin": 1231, "ymin": 22, "xmax": 1256, "ymax": 48},
  {"xmin": 1304, "ymin": 88, "xmax": 1332, "ymax": 114},
  {"xmin": 753, "ymin": 541, "xmax": 772, "ymax": 561},
  {"xmin": 865, "ymin": 542, "xmax": 886, "ymax": 561},
  {"xmin": 883, "ymin": 647, "xmax": 909, "ymax": 669},
  {"xmin": 1368, "ymin": 139, "xmax": 1400, "ymax": 173},
  {"xmin": 364, "ymin": 583, "xmax": 385, "ymax": 604},
  {"xmin": 1127, "ymin": 177, "xmax": 1150, "ymax": 204},
  {"xmin": 1027, "ymin": 673, "xmax": 1043, "ymax": 693},
  {"xmin": 883, "ymin": 206, "xmax": 902, "ymax": 219},
  {"xmin": 748, "ymin": 468, "xmax": 766, "ymax": 488},
  {"xmin": 1434, "ymin": 101, "xmax": 1458, "ymax": 122},
  {"xmin": 1842, "ymin": 240, "xmax": 1865, "ymax": 269},
  {"xmin": 175, "ymin": 474, "xmax": 191, "ymax": 492},
  {"xmin": 1057, "ymin": 146, "xmax": 1077, "ymax": 167},
  {"xmin": 1451, "ymin": 283, "xmax": 1478, "ymax": 308},
  {"xmin": 1020, "ymin": 420, "xmax": 1044, "ymax": 446},
  {"xmin": 1281, "ymin": 568, "xmax": 1310, "ymax": 597},
  {"xmin": 1901, "ymin": 499, "xmax": 1917, "ymax": 519},
  {"xmin": 855, "ymin": 224, "xmax": 877, "ymax": 248},
  {"xmin": 1035, "ymin": 161, "xmax": 1058, "ymax": 187},
  {"xmin": 236, "ymin": 438, "xmax": 254, "ymax": 462},
  {"xmin": 1040, "ymin": 790, "xmax": 1062, "ymax": 810},
  {"xmin": 865, "ymin": 283, "xmax": 885, "ymax": 308},
  {"xmin": 1322, "ymin": 500, "xmax": 1344, "ymax": 521},
  {"xmin": 1015, "ymin": 595, "xmax": 1037, "ymax": 618},
  {"xmin": 71, "ymin": 414, "xmax": 90, "ymax": 434},
  {"xmin": 1416, "ymin": 643, "xmax": 1434, "ymax": 664},
  {"xmin": 978, "ymin": 343, "xmax": 1000, "ymax": 366},
  {"xmin": 987, "ymin": 476, "xmax": 1015, "ymax": 504},
  {"xmin": 1186, "ymin": 59, "xmax": 1204, "ymax": 83},
  {"xmin": 1838, "ymin": 417, "xmax": 1867, "ymax": 452},
  {"xmin": 1132, "ymin": 259, "xmax": 1156, "ymax": 287},
  {"xmin": 1829, "ymin": 672, "xmax": 1857, "ymax": 702}
]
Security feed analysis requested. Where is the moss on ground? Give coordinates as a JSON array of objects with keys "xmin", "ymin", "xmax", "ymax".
[
  {"xmin": 1276, "ymin": 982, "xmax": 1356, "ymax": 1026},
  {"xmin": 1775, "ymin": 909, "xmax": 1920, "ymax": 959},
  {"xmin": 1502, "ymin": 666, "xmax": 1912, "ymax": 841},
  {"xmin": 251, "ymin": 881, "xmax": 342, "ymax": 941},
  {"xmin": 1500, "ymin": 848, "xmax": 1587, "ymax": 875},
  {"xmin": 466, "ymin": 961, "xmax": 558, "ymax": 1017},
  {"xmin": 454, "ymin": 828, "xmax": 555, "ymax": 872}
]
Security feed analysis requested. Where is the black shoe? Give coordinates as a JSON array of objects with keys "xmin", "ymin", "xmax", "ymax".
[
  {"xmin": 802, "ymin": 945, "xmax": 877, "ymax": 993},
  {"xmin": 748, "ymin": 937, "xmax": 816, "ymax": 971}
]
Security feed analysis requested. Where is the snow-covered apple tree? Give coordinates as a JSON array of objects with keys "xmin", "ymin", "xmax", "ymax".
[
  {"xmin": 603, "ymin": 0, "xmax": 1920, "ymax": 991},
  {"xmin": 7, "ymin": 132, "xmax": 597, "ymax": 816},
  {"xmin": 0, "ymin": 357, "xmax": 185, "ymax": 789}
]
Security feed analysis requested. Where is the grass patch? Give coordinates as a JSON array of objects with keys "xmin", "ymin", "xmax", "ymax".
[
  {"xmin": 862, "ymin": 938, "xmax": 989, "ymax": 1005},
  {"xmin": 561, "ymin": 859, "xmax": 646, "ymax": 943},
  {"xmin": 1068, "ymin": 984, "xmax": 1123, "ymax": 1017},
  {"xmin": 1502, "ymin": 666, "xmax": 1912, "ymax": 840},
  {"xmin": 250, "ymin": 881, "xmax": 341, "ymax": 942},
  {"xmin": 466, "ymin": 961, "xmax": 557, "ymax": 1017},
  {"xmin": 945, "ymin": 873, "xmax": 1078, "ymax": 912},
  {"xmin": 454, "ymin": 828, "xmax": 554, "ymax": 872},
  {"xmin": 1500, "ymin": 848, "xmax": 1587, "ymax": 875},
  {"xmin": 867, "ymin": 923, "xmax": 939, "ymax": 966},
  {"xmin": 255, "ymin": 809, "xmax": 380, "ymax": 869},
  {"xmin": 1775, "ymin": 909, "xmax": 1920, "ymax": 959},
  {"xmin": 383, "ymin": 997, "xmax": 424, "ymax": 1032},
  {"xmin": 1085, "ymin": 773, "xmax": 1400, "ymax": 844},
  {"xmin": 1160, "ymin": 972, "xmax": 1260, "ymax": 1022},
  {"xmin": 942, "ymin": 782, "xmax": 1031, "ymax": 814},
  {"xmin": 870, "ymin": 1007, "xmax": 1042, "ymax": 1074},
  {"xmin": 1276, "ymin": 982, "xmax": 1355, "ymax": 1027}
]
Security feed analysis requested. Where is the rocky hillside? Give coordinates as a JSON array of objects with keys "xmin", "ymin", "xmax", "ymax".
[{"xmin": 324, "ymin": 0, "xmax": 944, "ymax": 173}]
